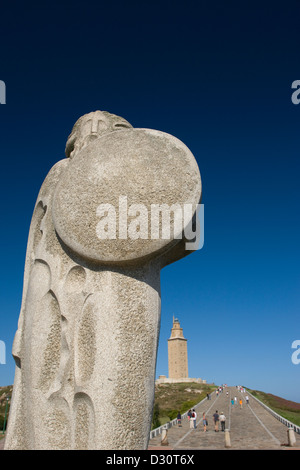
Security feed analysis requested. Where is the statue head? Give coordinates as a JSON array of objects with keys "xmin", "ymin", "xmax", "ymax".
[{"xmin": 65, "ymin": 110, "xmax": 133, "ymax": 158}]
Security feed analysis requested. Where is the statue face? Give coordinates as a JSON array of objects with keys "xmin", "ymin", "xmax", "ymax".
[{"xmin": 65, "ymin": 110, "xmax": 133, "ymax": 158}]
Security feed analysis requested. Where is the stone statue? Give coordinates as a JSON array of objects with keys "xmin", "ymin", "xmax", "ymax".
[{"xmin": 5, "ymin": 111, "xmax": 202, "ymax": 450}]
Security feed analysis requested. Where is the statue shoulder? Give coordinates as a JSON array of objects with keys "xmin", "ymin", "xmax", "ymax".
[{"xmin": 35, "ymin": 158, "xmax": 69, "ymax": 204}]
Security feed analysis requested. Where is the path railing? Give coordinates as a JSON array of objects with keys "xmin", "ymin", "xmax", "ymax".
[{"xmin": 247, "ymin": 390, "xmax": 300, "ymax": 435}]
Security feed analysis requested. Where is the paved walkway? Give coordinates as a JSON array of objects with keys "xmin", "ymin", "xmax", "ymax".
[{"xmin": 148, "ymin": 387, "xmax": 300, "ymax": 450}]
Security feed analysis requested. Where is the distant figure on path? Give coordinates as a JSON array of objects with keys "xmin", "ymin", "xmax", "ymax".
[
  {"xmin": 219, "ymin": 412, "xmax": 226, "ymax": 431},
  {"xmin": 188, "ymin": 410, "xmax": 193, "ymax": 428},
  {"xmin": 202, "ymin": 412, "xmax": 208, "ymax": 432},
  {"xmin": 177, "ymin": 412, "xmax": 182, "ymax": 427},
  {"xmin": 245, "ymin": 395, "xmax": 249, "ymax": 404},
  {"xmin": 213, "ymin": 410, "xmax": 219, "ymax": 432},
  {"xmin": 239, "ymin": 398, "xmax": 243, "ymax": 409},
  {"xmin": 231, "ymin": 398, "xmax": 234, "ymax": 406},
  {"xmin": 191, "ymin": 409, "xmax": 197, "ymax": 429}
]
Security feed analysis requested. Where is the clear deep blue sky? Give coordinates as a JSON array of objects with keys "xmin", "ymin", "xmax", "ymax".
[{"xmin": 0, "ymin": 1, "xmax": 299, "ymax": 402}]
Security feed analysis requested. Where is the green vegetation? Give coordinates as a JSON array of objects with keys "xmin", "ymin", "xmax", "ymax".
[
  {"xmin": 152, "ymin": 403, "xmax": 161, "ymax": 429},
  {"xmin": 151, "ymin": 382, "xmax": 217, "ymax": 429},
  {"xmin": 247, "ymin": 388, "xmax": 300, "ymax": 427},
  {"xmin": 0, "ymin": 386, "xmax": 12, "ymax": 438}
]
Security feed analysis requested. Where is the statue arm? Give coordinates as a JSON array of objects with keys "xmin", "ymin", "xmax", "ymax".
[{"xmin": 12, "ymin": 159, "xmax": 69, "ymax": 364}]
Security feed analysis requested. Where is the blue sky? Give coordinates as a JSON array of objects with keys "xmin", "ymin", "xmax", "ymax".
[{"xmin": 0, "ymin": 1, "xmax": 299, "ymax": 402}]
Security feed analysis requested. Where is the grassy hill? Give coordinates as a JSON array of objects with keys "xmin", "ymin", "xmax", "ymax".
[
  {"xmin": 152, "ymin": 382, "xmax": 217, "ymax": 428},
  {"xmin": 247, "ymin": 388, "xmax": 300, "ymax": 427}
]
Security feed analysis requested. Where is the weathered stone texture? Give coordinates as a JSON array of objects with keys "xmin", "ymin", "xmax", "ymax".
[{"xmin": 5, "ymin": 110, "xmax": 201, "ymax": 450}]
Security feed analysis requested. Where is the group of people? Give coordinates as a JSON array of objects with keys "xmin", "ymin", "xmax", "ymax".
[
  {"xmin": 230, "ymin": 395, "xmax": 249, "ymax": 407},
  {"xmin": 176, "ymin": 409, "xmax": 198, "ymax": 429},
  {"xmin": 200, "ymin": 410, "xmax": 226, "ymax": 432},
  {"xmin": 177, "ymin": 409, "xmax": 227, "ymax": 432},
  {"xmin": 188, "ymin": 409, "xmax": 197, "ymax": 429},
  {"xmin": 176, "ymin": 386, "xmax": 250, "ymax": 432}
]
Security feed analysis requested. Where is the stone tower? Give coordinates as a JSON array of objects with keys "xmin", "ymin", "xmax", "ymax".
[{"xmin": 168, "ymin": 317, "xmax": 188, "ymax": 379}]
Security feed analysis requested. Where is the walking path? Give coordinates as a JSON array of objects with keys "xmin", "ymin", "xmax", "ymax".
[{"xmin": 148, "ymin": 386, "xmax": 300, "ymax": 450}]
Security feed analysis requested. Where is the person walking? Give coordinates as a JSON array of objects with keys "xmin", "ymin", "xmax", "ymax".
[
  {"xmin": 202, "ymin": 412, "xmax": 208, "ymax": 432},
  {"xmin": 213, "ymin": 410, "xmax": 219, "ymax": 432},
  {"xmin": 239, "ymin": 398, "xmax": 243, "ymax": 409},
  {"xmin": 219, "ymin": 412, "xmax": 226, "ymax": 431},
  {"xmin": 177, "ymin": 412, "xmax": 182, "ymax": 427},
  {"xmin": 191, "ymin": 409, "xmax": 197, "ymax": 429},
  {"xmin": 194, "ymin": 409, "xmax": 197, "ymax": 428},
  {"xmin": 188, "ymin": 410, "xmax": 194, "ymax": 429},
  {"xmin": 245, "ymin": 395, "xmax": 249, "ymax": 404}
]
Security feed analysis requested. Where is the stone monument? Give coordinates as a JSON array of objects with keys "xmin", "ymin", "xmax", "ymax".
[{"xmin": 5, "ymin": 110, "xmax": 202, "ymax": 450}]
